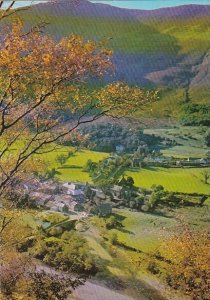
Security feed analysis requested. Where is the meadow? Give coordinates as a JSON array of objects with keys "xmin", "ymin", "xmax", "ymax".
[
  {"xmin": 125, "ymin": 167, "xmax": 210, "ymax": 194},
  {"xmin": 41, "ymin": 142, "xmax": 209, "ymax": 195},
  {"xmin": 7, "ymin": 127, "xmax": 209, "ymax": 195},
  {"xmin": 80, "ymin": 204, "xmax": 209, "ymax": 299},
  {"xmin": 39, "ymin": 135, "xmax": 209, "ymax": 195},
  {"xmin": 41, "ymin": 147, "xmax": 108, "ymax": 182},
  {"xmin": 101, "ymin": 206, "xmax": 206, "ymax": 253}
]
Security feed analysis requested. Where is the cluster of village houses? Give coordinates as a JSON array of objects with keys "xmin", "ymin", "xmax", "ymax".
[
  {"xmin": 131, "ymin": 156, "xmax": 210, "ymax": 168},
  {"xmin": 27, "ymin": 180, "xmax": 114, "ymax": 217},
  {"xmin": 25, "ymin": 154, "xmax": 209, "ymax": 217}
]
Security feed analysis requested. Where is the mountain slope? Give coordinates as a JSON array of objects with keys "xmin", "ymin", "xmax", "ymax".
[
  {"xmin": 18, "ymin": 0, "xmax": 210, "ymax": 118},
  {"xmin": 31, "ymin": 0, "xmax": 210, "ymax": 19}
]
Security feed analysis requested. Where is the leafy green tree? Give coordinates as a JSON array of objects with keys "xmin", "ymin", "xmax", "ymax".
[
  {"xmin": 106, "ymin": 216, "xmax": 119, "ymax": 229},
  {"xmin": 181, "ymin": 103, "xmax": 210, "ymax": 126},
  {"xmin": 44, "ymin": 168, "xmax": 60, "ymax": 180},
  {"xmin": 126, "ymin": 176, "xmax": 135, "ymax": 188},
  {"xmin": 31, "ymin": 231, "xmax": 96, "ymax": 274},
  {"xmin": 148, "ymin": 187, "xmax": 164, "ymax": 211},
  {"xmin": 109, "ymin": 232, "xmax": 118, "ymax": 245},
  {"xmin": 56, "ymin": 154, "xmax": 68, "ymax": 166},
  {"xmin": 84, "ymin": 159, "xmax": 94, "ymax": 172}
]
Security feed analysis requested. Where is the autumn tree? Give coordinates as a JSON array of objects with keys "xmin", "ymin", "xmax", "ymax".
[
  {"xmin": 160, "ymin": 225, "xmax": 210, "ymax": 300},
  {"xmin": 0, "ymin": 0, "xmax": 155, "ymax": 253},
  {"xmin": 0, "ymin": 249, "xmax": 85, "ymax": 299},
  {"xmin": 0, "ymin": 18, "xmax": 157, "ymax": 197},
  {"xmin": 0, "ymin": 0, "xmax": 157, "ymax": 233}
]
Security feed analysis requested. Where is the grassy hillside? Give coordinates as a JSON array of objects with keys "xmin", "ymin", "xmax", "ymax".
[
  {"xmin": 17, "ymin": 9, "xmax": 210, "ymax": 118},
  {"xmin": 148, "ymin": 17, "xmax": 210, "ymax": 55},
  {"xmin": 83, "ymin": 205, "xmax": 209, "ymax": 298},
  {"xmin": 144, "ymin": 126, "xmax": 209, "ymax": 157},
  {"xmin": 20, "ymin": 13, "xmax": 210, "ymax": 55},
  {"xmin": 21, "ymin": 15, "xmax": 179, "ymax": 54}
]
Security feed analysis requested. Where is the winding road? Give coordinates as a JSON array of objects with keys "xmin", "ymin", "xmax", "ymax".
[{"xmin": 73, "ymin": 281, "xmax": 139, "ymax": 300}]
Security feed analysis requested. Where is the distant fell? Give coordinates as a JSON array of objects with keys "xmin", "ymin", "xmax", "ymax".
[
  {"xmin": 32, "ymin": 0, "xmax": 210, "ymax": 19},
  {"xmin": 18, "ymin": 0, "xmax": 210, "ymax": 118}
]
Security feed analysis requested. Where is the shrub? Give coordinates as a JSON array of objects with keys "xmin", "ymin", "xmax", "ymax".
[
  {"xmin": 109, "ymin": 232, "xmax": 118, "ymax": 245},
  {"xmin": 147, "ymin": 261, "xmax": 160, "ymax": 275}
]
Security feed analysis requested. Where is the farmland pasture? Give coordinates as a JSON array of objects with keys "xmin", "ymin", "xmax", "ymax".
[
  {"xmin": 4, "ymin": 123, "xmax": 209, "ymax": 194},
  {"xmin": 100, "ymin": 205, "xmax": 210, "ymax": 256},
  {"xmin": 125, "ymin": 167, "xmax": 210, "ymax": 194},
  {"xmin": 41, "ymin": 147, "xmax": 108, "ymax": 182},
  {"xmin": 3, "ymin": 141, "xmax": 108, "ymax": 183}
]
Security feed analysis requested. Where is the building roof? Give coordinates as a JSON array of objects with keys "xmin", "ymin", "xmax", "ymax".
[{"xmin": 112, "ymin": 185, "xmax": 123, "ymax": 192}]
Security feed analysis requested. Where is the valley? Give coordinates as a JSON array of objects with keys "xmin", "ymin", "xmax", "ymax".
[{"xmin": 0, "ymin": 1, "xmax": 209, "ymax": 300}]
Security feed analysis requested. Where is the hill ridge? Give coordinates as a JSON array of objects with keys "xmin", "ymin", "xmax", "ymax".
[
  {"xmin": 32, "ymin": 0, "xmax": 210, "ymax": 19},
  {"xmin": 19, "ymin": 0, "xmax": 210, "ymax": 117}
]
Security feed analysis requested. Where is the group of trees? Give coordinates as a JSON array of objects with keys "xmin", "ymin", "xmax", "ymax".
[
  {"xmin": 56, "ymin": 150, "xmax": 74, "ymax": 166},
  {"xmin": 181, "ymin": 103, "xmax": 210, "ymax": 126},
  {"xmin": 0, "ymin": 208, "xmax": 95, "ymax": 299},
  {"xmin": 66, "ymin": 123, "xmax": 162, "ymax": 153},
  {"xmin": 30, "ymin": 230, "xmax": 96, "ymax": 274},
  {"xmin": 85, "ymin": 152, "xmax": 144, "ymax": 187},
  {"xmin": 0, "ymin": 249, "xmax": 85, "ymax": 300}
]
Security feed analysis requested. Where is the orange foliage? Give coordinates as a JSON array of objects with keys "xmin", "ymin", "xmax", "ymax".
[
  {"xmin": 161, "ymin": 225, "xmax": 210, "ymax": 299},
  {"xmin": 0, "ymin": 19, "xmax": 156, "ymax": 194}
]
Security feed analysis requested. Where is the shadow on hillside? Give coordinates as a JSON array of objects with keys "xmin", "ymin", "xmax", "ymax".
[
  {"xmin": 145, "ymin": 209, "xmax": 174, "ymax": 219},
  {"xmin": 129, "ymin": 166, "xmax": 167, "ymax": 172},
  {"xmin": 110, "ymin": 213, "xmax": 134, "ymax": 235},
  {"xmin": 58, "ymin": 165, "xmax": 82, "ymax": 169},
  {"xmin": 111, "ymin": 213, "xmax": 126, "ymax": 222},
  {"xmin": 116, "ymin": 227, "xmax": 134, "ymax": 235}
]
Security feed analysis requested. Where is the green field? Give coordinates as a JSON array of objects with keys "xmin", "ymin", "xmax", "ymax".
[
  {"xmin": 7, "ymin": 135, "xmax": 209, "ymax": 194},
  {"xmin": 41, "ymin": 144, "xmax": 209, "ymax": 194},
  {"xmin": 42, "ymin": 147, "xmax": 108, "ymax": 182},
  {"xmin": 98, "ymin": 205, "xmax": 210, "ymax": 277},
  {"xmin": 109, "ymin": 209, "xmax": 175, "ymax": 253},
  {"xmin": 125, "ymin": 167, "xmax": 210, "ymax": 194},
  {"xmin": 90, "ymin": 205, "xmax": 210, "ymax": 257}
]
